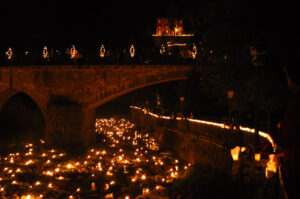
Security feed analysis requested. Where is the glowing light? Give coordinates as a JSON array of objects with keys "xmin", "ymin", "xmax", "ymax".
[
  {"xmin": 191, "ymin": 44, "xmax": 197, "ymax": 59},
  {"xmin": 48, "ymin": 183, "xmax": 53, "ymax": 189},
  {"xmin": 160, "ymin": 44, "xmax": 166, "ymax": 55},
  {"xmin": 143, "ymin": 188, "xmax": 150, "ymax": 194},
  {"xmin": 66, "ymin": 163, "xmax": 74, "ymax": 169},
  {"xmin": 25, "ymin": 159, "xmax": 33, "ymax": 165},
  {"xmin": 241, "ymin": 147, "xmax": 246, "ymax": 152},
  {"xmin": 99, "ymin": 44, "xmax": 105, "ymax": 58},
  {"xmin": 109, "ymin": 180, "xmax": 115, "ymax": 185},
  {"xmin": 70, "ymin": 45, "xmax": 77, "ymax": 59},
  {"xmin": 152, "ymin": 33, "xmax": 194, "ymax": 37},
  {"xmin": 231, "ymin": 146, "xmax": 240, "ymax": 161},
  {"xmin": 129, "ymin": 44, "xmax": 135, "ymax": 58},
  {"xmin": 254, "ymin": 153, "xmax": 261, "ymax": 161},
  {"xmin": 131, "ymin": 177, "xmax": 136, "ymax": 182},
  {"xmin": 6, "ymin": 47, "xmax": 13, "ymax": 60},
  {"xmin": 141, "ymin": 174, "xmax": 146, "ymax": 180},
  {"xmin": 266, "ymin": 154, "xmax": 277, "ymax": 178},
  {"xmin": 42, "ymin": 46, "xmax": 49, "ymax": 59}
]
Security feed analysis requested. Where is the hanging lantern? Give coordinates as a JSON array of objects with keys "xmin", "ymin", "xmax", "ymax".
[
  {"xmin": 42, "ymin": 46, "xmax": 49, "ymax": 59},
  {"xmin": 129, "ymin": 44, "xmax": 135, "ymax": 58},
  {"xmin": 6, "ymin": 47, "xmax": 13, "ymax": 60},
  {"xmin": 99, "ymin": 44, "xmax": 105, "ymax": 58},
  {"xmin": 191, "ymin": 44, "xmax": 197, "ymax": 59},
  {"xmin": 70, "ymin": 45, "xmax": 77, "ymax": 59},
  {"xmin": 160, "ymin": 44, "xmax": 166, "ymax": 55}
]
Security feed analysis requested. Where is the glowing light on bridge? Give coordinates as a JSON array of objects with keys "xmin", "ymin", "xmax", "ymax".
[
  {"xmin": 160, "ymin": 44, "xmax": 166, "ymax": 55},
  {"xmin": 191, "ymin": 44, "xmax": 197, "ymax": 59},
  {"xmin": 70, "ymin": 45, "xmax": 77, "ymax": 59},
  {"xmin": 129, "ymin": 44, "xmax": 135, "ymax": 58},
  {"xmin": 42, "ymin": 46, "xmax": 49, "ymax": 59},
  {"xmin": 99, "ymin": 44, "xmax": 105, "ymax": 58},
  {"xmin": 6, "ymin": 47, "xmax": 13, "ymax": 60}
]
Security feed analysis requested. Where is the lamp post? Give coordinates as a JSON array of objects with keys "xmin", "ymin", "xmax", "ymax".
[
  {"xmin": 6, "ymin": 47, "xmax": 13, "ymax": 89},
  {"xmin": 180, "ymin": 96, "xmax": 184, "ymax": 117},
  {"xmin": 227, "ymin": 90, "xmax": 234, "ymax": 126}
]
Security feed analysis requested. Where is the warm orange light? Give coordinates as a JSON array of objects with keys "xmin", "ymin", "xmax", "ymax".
[
  {"xmin": 265, "ymin": 154, "xmax": 277, "ymax": 178},
  {"xmin": 231, "ymin": 146, "xmax": 240, "ymax": 161},
  {"xmin": 254, "ymin": 153, "xmax": 261, "ymax": 161},
  {"xmin": 91, "ymin": 182, "xmax": 96, "ymax": 191},
  {"xmin": 141, "ymin": 174, "xmax": 146, "ymax": 180}
]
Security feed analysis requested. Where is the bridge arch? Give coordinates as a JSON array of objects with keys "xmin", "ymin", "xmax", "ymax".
[
  {"xmin": 0, "ymin": 90, "xmax": 46, "ymax": 147},
  {"xmin": 86, "ymin": 76, "xmax": 188, "ymax": 110}
]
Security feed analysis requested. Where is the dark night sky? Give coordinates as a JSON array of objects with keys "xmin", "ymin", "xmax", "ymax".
[
  {"xmin": 1, "ymin": 0, "xmax": 185, "ymax": 49},
  {"xmin": 0, "ymin": 0, "xmax": 299, "ymax": 52}
]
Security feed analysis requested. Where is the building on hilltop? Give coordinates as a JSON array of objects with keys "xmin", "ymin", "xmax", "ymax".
[{"xmin": 152, "ymin": 18, "xmax": 195, "ymax": 58}]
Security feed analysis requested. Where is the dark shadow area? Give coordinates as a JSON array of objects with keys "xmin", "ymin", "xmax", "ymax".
[
  {"xmin": 46, "ymin": 96, "xmax": 87, "ymax": 155},
  {"xmin": 96, "ymin": 79, "xmax": 228, "ymax": 121},
  {"xmin": 0, "ymin": 92, "xmax": 45, "ymax": 151},
  {"xmin": 169, "ymin": 163, "xmax": 282, "ymax": 199}
]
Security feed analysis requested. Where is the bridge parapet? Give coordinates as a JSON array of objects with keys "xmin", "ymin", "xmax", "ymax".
[{"xmin": 130, "ymin": 106, "xmax": 276, "ymax": 174}]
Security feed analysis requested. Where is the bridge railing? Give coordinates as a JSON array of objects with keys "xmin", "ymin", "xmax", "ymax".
[
  {"xmin": 130, "ymin": 106, "xmax": 276, "ymax": 150},
  {"xmin": 0, "ymin": 49, "xmax": 218, "ymax": 67}
]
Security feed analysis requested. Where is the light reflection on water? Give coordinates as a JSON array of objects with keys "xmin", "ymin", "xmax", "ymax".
[{"xmin": 0, "ymin": 118, "xmax": 190, "ymax": 198}]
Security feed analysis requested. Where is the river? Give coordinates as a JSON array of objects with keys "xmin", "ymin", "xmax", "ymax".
[{"xmin": 0, "ymin": 117, "xmax": 190, "ymax": 199}]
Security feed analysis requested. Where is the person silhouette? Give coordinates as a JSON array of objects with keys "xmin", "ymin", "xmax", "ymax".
[{"xmin": 273, "ymin": 63, "xmax": 300, "ymax": 199}]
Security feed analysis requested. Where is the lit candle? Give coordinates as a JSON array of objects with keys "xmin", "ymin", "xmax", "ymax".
[
  {"xmin": 254, "ymin": 153, "xmax": 261, "ymax": 161},
  {"xmin": 91, "ymin": 182, "xmax": 96, "ymax": 191},
  {"xmin": 48, "ymin": 183, "xmax": 53, "ymax": 188},
  {"xmin": 141, "ymin": 174, "xmax": 146, "ymax": 180}
]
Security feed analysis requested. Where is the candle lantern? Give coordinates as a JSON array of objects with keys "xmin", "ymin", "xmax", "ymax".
[
  {"xmin": 254, "ymin": 153, "xmax": 261, "ymax": 161},
  {"xmin": 231, "ymin": 146, "xmax": 240, "ymax": 161}
]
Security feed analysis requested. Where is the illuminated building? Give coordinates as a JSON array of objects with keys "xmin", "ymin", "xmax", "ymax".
[
  {"xmin": 152, "ymin": 18, "xmax": 194, "ymax": 58},
  {"xmin": 153, "ymin": 18, "xmax": 191, "ymax": 37}
]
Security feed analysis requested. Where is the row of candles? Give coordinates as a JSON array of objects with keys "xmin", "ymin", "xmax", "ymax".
[{"xmin": 0, "ymin": 117, "xmax": 190, "ymax": 198}]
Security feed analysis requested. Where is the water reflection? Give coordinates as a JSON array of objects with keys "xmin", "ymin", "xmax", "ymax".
[{"xmin": 0, "ymin": 118, "xmax": 190, "ymax": 198}]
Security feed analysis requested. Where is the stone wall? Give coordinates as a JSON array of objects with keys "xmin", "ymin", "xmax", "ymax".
[{"xmin": 130, "ymin": 108, "xmax": 268, "ymax": 173}]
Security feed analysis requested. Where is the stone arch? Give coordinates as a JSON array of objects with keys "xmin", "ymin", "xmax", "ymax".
[
  {"xmin": 0, "ymin": 90, "xmax": 46, "ymax": 147},
  {"xmin": 0, "ymin": 89, "xmax": 47, "ymax": 119},
  {"xmin": 87, "ymin": 76, "xmax": 188, "ymax": 110}
]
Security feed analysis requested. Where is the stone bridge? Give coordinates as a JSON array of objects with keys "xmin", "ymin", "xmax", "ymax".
[{"xmin": 0, "ymin": 65, "xmax": 205, "ymax": 146}]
